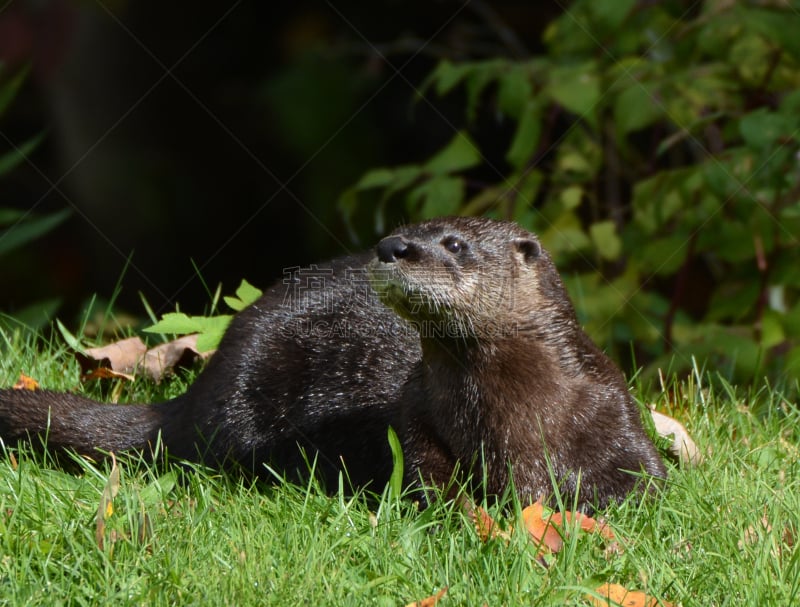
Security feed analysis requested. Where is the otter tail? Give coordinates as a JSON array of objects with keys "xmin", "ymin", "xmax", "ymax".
[{"xmin": 0, "ymin": 389, "xmax": 177, "ymax": 456}]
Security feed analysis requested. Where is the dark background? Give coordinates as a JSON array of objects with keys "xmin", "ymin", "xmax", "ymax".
[{"xmin": 0, "ymin": 0, "xmax": 555, "ymax": 319}]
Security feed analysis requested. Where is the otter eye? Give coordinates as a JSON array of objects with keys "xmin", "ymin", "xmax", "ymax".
[{"xmin": 441, "ymin": 236, "xmax": 466, "ymax": 254}]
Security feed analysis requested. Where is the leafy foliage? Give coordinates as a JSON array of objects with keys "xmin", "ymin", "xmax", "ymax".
[
  {"xmin": 340, "ymin": 0, "xmax": 800, "ymax": 387},
  {"xmin": 0, "ymin": 69, "xmax": 67, "ymax": 259},
  {"xmin": 0, "ymin": 68, "xmax": 69, "ymax": 331},
  {"xmin": 144, "ymin": 279, "xmax": 263, "ymax": 351}
]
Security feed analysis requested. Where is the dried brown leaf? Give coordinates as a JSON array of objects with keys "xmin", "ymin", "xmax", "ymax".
[
  {"xmin": 77, "ymin": 336, "xmax": 147, "ymax": 376},
  {"xmin": 650, "ymin": 408, "xmax": 703, "ymax": 466},
  {"xmin": 82, "ymin": 367, "xmax": 136, "ymax": 383},
  {"xmin": 95, "ymin": 452, "xmax": 121, "ymax": 551},
  {"xmin": 140, "ymin": 334, "xmax": 213, "ymax": 382},
  {"xmin": 74, "ymin": 334, "xmax": 212, "ymax": 384}
]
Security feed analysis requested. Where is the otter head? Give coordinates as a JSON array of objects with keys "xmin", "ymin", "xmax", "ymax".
[{"xmin": 368, "ymin": 217, "xmax": 552, "ymax": 340}]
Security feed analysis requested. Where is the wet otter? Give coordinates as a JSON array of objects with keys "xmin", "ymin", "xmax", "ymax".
[{"xmin": 0, "ymin": 217, "xmax": 665, "ymax": 508}]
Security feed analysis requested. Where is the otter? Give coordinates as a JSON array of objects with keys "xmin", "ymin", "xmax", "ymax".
[{"xmin": 0, "ymin": 217, "xmax": 665, "ymax": 509}]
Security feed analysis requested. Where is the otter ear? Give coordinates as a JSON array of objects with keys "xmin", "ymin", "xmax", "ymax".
[{"xmin": 514, "ymin": 238, "xmax": 541, "ymax": 263}]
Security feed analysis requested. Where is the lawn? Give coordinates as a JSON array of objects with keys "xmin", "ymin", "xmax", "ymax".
[{"xmin": 1, "ymin": 330, "xmax": 798, "ymax": 606}]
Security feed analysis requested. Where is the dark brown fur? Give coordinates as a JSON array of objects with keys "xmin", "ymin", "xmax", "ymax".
[{"xmin": 0, "ymin": 217, "xmax": 665, "ymax": 509}]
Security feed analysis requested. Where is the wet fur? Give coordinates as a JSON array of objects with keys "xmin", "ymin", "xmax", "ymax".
[{"xmin": 0, "ymin": 217, "xmax": 665, "ymax": 509}]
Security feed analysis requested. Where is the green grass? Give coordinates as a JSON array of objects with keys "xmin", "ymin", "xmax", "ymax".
[{"xmin": 1, "ymin": 329, "xmax": 799, "ymax": 606}]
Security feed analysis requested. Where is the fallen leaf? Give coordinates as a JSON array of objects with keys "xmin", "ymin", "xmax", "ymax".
[
  {"xmin": 73, "ymin": 334, "xmax": 214, "ymax": 384},
  {"xmin": 650, "ymin": 408, "xmax": 703, "ymax": 466},
  {"xmin": 549, "ymin": 510, "xmax": 616, "ymax": 541},
  {"xmin": 465, "ymin": 502, "xmax": 510, "ymax": 542},
  {"xmin": 12, "ymin": 373, "xmax": 39, "ymax": 390},
  {"xmin": 140, "ymin": 334, "xmax": 213, "ymax": 382},
  {"xmin": 587, "ymin": 583, "xmax": 672, "ymax": 607},
  {"xmin": 522, "ymin": 501, "xmax": 616, "ymax": 555},
  {"xmin": 81, "ymin": 367, "xmax": 136, "ymax": 383},
  {"xmin": 522, "ymin": 501, "xmax": 564, "ymax": 553},
  {"xmin": 77, "ymin": 336, "xmax": 147, "ymax": 376},
  {"xmin": 405, "ymin": 586, "xmax": 448, "ymax": 607},
  {"xmin": 95, "ymin": 452, "xmax": 121, "ymax": 551}
]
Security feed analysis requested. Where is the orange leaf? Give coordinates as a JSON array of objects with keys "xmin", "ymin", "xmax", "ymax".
[
  {"xmin": 467, "ymin": 503, "xmax": 510, "ymax": 542},
  {"xmin": 550, "ymin": 510, "xmax": 616, "ymax": 541},
  {"xmin": 521, "ymin": 501, "xmax": 618, "ymax": 556},
  {"xmin": 12, "ymin": 373, "xmax": 39, "ymax": 391},
  {"xmin": 405, "ymin": 587, "xmax": 447, "ymax": 607},
  {"xmin": 81, "ymin": 367, "xmax": 135, "ymax": 383},
  {"xmin": 522, "ymin": 501, "xmax": 564, "ymax": 553},
  {"xmin": 588, "ymin": 583, "xmax": 672, "ymax": 607}
]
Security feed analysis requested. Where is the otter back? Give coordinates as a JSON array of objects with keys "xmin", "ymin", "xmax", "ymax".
[{"xmin": 0, "ymin": 217, "xmax": 666, "ymax": 509}]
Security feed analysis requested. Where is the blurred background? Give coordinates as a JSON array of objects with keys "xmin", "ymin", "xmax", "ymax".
[{"xmin": 1, "ymin": 0, "xmax": 800, "ymax": 389}]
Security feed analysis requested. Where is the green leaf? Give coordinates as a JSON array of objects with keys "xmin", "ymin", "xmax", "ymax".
[
  {"xmin": 637, "ymin": 233, "xmax": 691, "ymax": 275},
  {"xmin": 557, "ymin": 150, "xmax": 592, "ymax": 175},
  {"xmin": 0, "ymin": 132, "xmax": 45, "ymax": 176},
  {"xmin": 196, "ymin": 326, "xmax": 229, "ymax": 352},
  {"xmin": 589, "ymin": 220, "xmax": 622, "ymax": 261},
  {"xmin": 56, "ymin": 319, "xmax": 85, "ymax": 352},
  {"xmin": 145, "ymin": 313, "xmax": 233, "ymax": 352},
  {"xmin": 739, "ymin": 7, "xmax": 800, "ymax": 61},
  {"xmin": 506, "ymin": 101, "xmax": 542, "ymax": 169},
  {"xmin": 144, "ymin": 312, "xmax": 232, "ymax": 336},
  {"xmin": 760, "ymin": 310, "xmax": 785, "ymax": 349},
  {"xmin": 353, "ymin": 168, "xmax": 397, "ymax": 190},
  {"xmin": 382, "ymin": 165, "xmax": 424, "ymax": 193},
  {"xmin": 706, "ymin": 282, "xmax": 759, "ymax": 323},
  {"xmin": 0, "ymin": 208, "xmax": 72, "ymax": 257},
  {"xmin": 424, "ymin": 132, "xmax": 481, "ymax": 175},
  {"xmin": 739, "ymin": 108, "xmax": 796, "ymax": 150},
  {"xmin": 464, "ymin": 60, "xmax": 503, "ymax": 122},
  {"xmin": 224, "ymin": 280, "xmax": 263, "ymax": 312},
  {"xmin": 0, "ymin": 208, "xmax": 25, "ymax": 225},
  {"xmin": 144, "ymin": 312, "xmax": 201, "ymax": 335},
  {"xmin": 696, "ymin": 220, "xmax": 752, "ymax": 263},
  {"xmin": 509, "ymin": 169, "xmax": 543, "ymax": 213},
  {"xmin": 614, "ymin": 83, "xmax": 662, "ymax": 135},
  {"xmin": 428, "ymin": 60, "xmax": 474, "ymax": 97},
  {"xmin": 540, "ymin": 211, "xmax": 590, "ymax": 256},
  {"xmin": 407, "ymin": 175, "xmax": 464, "ymax": 218},
  {"xmin": 588, "ymin": 0, "xmax": 637, "ymax": 29},
  {"xmin": 0, "ymin": 68, "xmax": 29, "ymax": 118},
  {"xmin": 560, "ymin": 185, "xmax": 583, "ymax": 210},
  {"xmin": 632, "ymin": 166, "xmax": 699, "ymax": 233},
  {"xmin": 546, "ymin": 63, "xmax": 600, "ymax": 124},
  {"xmin": 387, "ymin": 426, "xmax": 404, "ymax": 499},
  {"xmin": 497, "ymin": 66, "xmax": 533, "ymax": 119}
]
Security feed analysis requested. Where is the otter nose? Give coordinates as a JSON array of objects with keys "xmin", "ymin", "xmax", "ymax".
[{"xmin": 376, "ymin": 236, "xmax": 410, "ymax": 263}]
